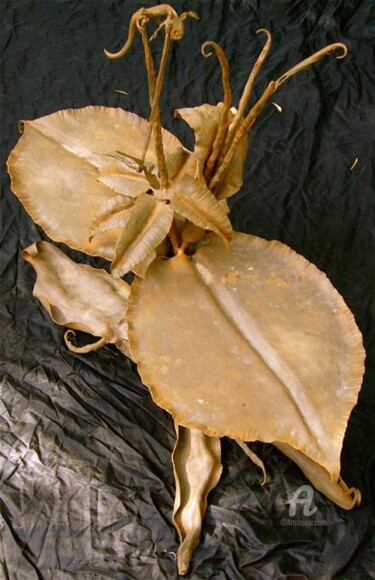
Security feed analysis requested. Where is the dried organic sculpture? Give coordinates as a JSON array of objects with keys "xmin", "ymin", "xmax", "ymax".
[{"xmin": 7, "ymin": 5, "xmax": 365, "ymax": 575}]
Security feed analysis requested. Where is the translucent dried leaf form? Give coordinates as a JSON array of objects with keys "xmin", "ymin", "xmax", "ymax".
[
  {"xmin": 23, "ymin": 241, "xmax": 130, "ymax": 355},
  {"xmin": 170, "ymin": 174, "xmax": 232, "ymax": 243},
  {"xmin": 172, "ymin": 424, "xmax": 222, "ymax": 575},
  {"xmin": 175, "ymin": 104, "xmax": 248, "ymax": 200},
  {"xmin": 111, "ymin": 193, "xmax": 174, "ymax": 277},
  {"xmin": 7, "ymin": 106, "xmax": 187, "ymax": 259},
  {"xmin": 175, "ymin": 104, "xmax": 224, "ymax": 173},
  {"xmin": 128, "ymin": 233, "xmax": 365, "ymax": 480}
]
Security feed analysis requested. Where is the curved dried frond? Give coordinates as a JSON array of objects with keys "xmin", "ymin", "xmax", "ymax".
[
  {"xmin": 111, "ymin": 193, "xmax": 174, "ymax": 278},
  {"xmin": 127, "ymin": 233, "xmax": 365, "ymax": 481},
  {"xmin": 173, "ymin": 424, "xmax": 222, "ymax": 576},
  {"xmin": 175, "ymin": 104, "xmax": 248, "ymax": 200},
  {"xmin": 7, "ymin": 106, "xmax": 186, "ymax": 259},
  {"xmin": 23, "ymin": 241, "xmax": 130, "ymax": 355},
  {"xmin": 170, "ymin": 174, "xmax": 232, "ymax": 243},
  {"xmin": 175, "ymin": 104, "xmax": 223, "ymax": 173},
  {"xmin": 274, "ymin": 442, "xmax": 361, "ymax": 509}
]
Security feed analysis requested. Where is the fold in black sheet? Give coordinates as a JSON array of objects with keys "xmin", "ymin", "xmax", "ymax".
[{"xmin": 1, "ymin": 1, "xmax": 374, "ymax": 578}]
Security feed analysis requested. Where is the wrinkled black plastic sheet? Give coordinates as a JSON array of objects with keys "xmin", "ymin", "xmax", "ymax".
[{"xmin": 1, "ymin": 1, "xmax": 374, "ymax": 578}]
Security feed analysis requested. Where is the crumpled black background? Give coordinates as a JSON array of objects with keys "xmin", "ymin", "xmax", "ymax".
[{"xmin": 1, "ymin": 1, "xmax": 374, "ymax": 578}]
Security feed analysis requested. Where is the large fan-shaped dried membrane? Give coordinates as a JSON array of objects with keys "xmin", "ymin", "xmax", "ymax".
[
  {"xmin": 127, "ymin": 233, "xmax": 365, "ymax": 480},
  {"xmin": 7, "ymin": 106, "xmax": 187, "ymax": 259},
  {"xmin": 23, "ymin": 241, "xmax": 130, "ymax": 355}
]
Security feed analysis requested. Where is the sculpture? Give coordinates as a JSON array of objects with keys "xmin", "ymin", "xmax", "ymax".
[{"xmin": 7, "ymin": 5, "xmax": 365, "ymax": 575}]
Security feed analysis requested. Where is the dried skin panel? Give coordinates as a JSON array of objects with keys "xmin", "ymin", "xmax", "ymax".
[
  {"xmin": 173, "ymin": 424, "xmax": 222, "ymax": 575},
  {"xmin": 111, "ymin": 193, "xmax": 174, "ymax": 277},
  {"xmin": 127, "ymin": 233, "xmax": 365, "ymax": 480},
  {"xmin": 23, "ymin": 241, "xmax": 130, "ymax": 355},
  {"xmin": 7, "ymin": 106, "xmax": 187, "ymax": 259}
]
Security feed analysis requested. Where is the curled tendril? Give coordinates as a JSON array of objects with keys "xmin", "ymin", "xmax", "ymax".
[
  {"xmin": 275, "ymin": 43, "xmax": 348, "ymax": 88},
  {"xmin": 64, "ymin": 330, "xmax": 108, "ymax": 354},
  {"xmin": 201, "ymin": 41, "xmax": 232, "ymax": 180}
]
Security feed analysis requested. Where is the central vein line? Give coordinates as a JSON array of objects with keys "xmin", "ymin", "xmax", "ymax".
[{"xmin": 193, "ymin": 260, "xmax": 326, "ymax": 446}]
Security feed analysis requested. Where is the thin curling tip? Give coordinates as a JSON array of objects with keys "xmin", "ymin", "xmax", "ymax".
[
  {"xmin": 201, "ymin": 40, "xmax": 214, "ymax": 58},
  {"xmin": 104, "ymin": 48, "xmax": 114, "ymax": 59},
  {"xmin": 104, "ymin": 47, "xmax": 124, "ymax": 60},
  {"xmin": 256, "ymin": 28, "xmax": 272, "ymax": 39},
  {"xmin": 331, "ymin": 42, "xmax": 348, "ymax": 58},
  {"xmin": 181, "ymin": 10, "xmax": 199, "ymax": 21}
]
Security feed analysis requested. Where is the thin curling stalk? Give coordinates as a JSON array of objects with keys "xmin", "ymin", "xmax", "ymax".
[{"xmin": 201, "ymin": 41, "xmax": 232, "ymax": 181}]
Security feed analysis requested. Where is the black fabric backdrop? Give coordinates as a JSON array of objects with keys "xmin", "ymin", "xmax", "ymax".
[{"xmin": 1, "ymin": 1, "xmax": 374, "ymax": 578}]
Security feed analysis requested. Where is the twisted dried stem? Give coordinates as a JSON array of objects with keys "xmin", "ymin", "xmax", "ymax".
[
  {"xmin": 138, "ymin": 19, "xmax": 156, "ymax": 104},
  {"xmin": 236, "ymin": 440, "xmax": 267, "ymax": 485},
  {"xmin": 222, "ymin": 28, "xmax": 272, "ymax": 163},
  {"xmin": 201, "ymin": 41, "xmax": 232, "ymax": 181},
  {"xmin": 148, "ymin": 30, "xmax": 172, "ymax": 188},
  {"xmin": 105, "ymin": 6, "xmax": 199, "ymax": 189}
]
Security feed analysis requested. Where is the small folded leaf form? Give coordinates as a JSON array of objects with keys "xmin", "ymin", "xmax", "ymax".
[
  {"xmin": 7, "ymin": 106, "xmax": 187, "ymax": 259},
  {"xmin": 23, "ymin": 241, "xmax": 130, "ymax": 355},
  {"xmin": 170, "ymin": 174, "xmax": 232, "ymax": 243},
  {"xmin": 127, "ymin": 233, "xmax": 365, "ymax": 480},
  {"xmin": 176, "ymin": 104, "xmax": 223, "ymax": 171},
  {"xmin": 173, "ymin": 424, "xmax": 222, "ymax": 576},
  {"xmin": 111, "ymin": 193, "xmax": 174, "ymax": 277},
  {"xmin": 175, "ymin": 104, "xmax": 248, "ymax": 199}
]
